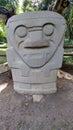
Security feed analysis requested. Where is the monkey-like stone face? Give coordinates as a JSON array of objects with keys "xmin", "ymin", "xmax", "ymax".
[{"xmin": 6, "ymin": 11, "xmax": 66, "ymax": 68}]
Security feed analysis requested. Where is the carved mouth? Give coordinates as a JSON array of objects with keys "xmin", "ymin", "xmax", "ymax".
[
  {"xmin": 18, "ymin": 40, "xmax": 54, "ymax": 68},
  {"xmin": 23, "ymin": 53, "xmax": 50, "ymax": 68},
  {"xmin": 24, "ymin": 46, "xmax": 48, "ymax": 49}
]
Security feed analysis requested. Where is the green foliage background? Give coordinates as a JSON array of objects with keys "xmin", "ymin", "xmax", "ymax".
[
  {"xmin": 0, "ymin": 21, "xmax": 6, "ymax": 43},
  {"xmin": 0, "ymin": 0, "xmax": 73, "ymax": 64},
  {"xmin": 0, "ymin": 0, "xmax": 73, "ymax": 41}
]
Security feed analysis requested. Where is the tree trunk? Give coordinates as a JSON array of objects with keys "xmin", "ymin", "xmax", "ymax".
[{"xmin": 48, "ymin": 0, "xmax": 70, "ymax": 16}]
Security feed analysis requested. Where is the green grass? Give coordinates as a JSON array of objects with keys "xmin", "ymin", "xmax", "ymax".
[
  {"xmin": 64, "ymin": 39, "xmax": 73, "ymax": 44},
  {"xmin": 0, "ymin": 48, "xmax": 6, "ymax": 55},
  {"xmin": 63, "ymin": 56, "xmax": 73, "ymax": 64},
  {"xmin": 0, "ymin": 43, "xmax": 7, "ymax": 64},
  {"xmin": 64, "ymin": 39, "xmax": 73, "ymax": 64},
  {"xmin": 0, "ymin": 57, "xmax": 7, "ymax": 64},
  {"xmin": 0, "ymin": 42, "xmax": 7, "ymax": 47}
]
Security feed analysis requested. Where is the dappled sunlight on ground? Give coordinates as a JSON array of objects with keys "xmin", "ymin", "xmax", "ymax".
[
  {"xmin": 57, "ymin": 63, "xmax": 73, "ymax": 81},
  {"xmin": 58, "ymin": 69, "xmax": 73, "ymax": 81},
  {"xmin": 0, "ymin": 83, "xmax": 8, "ymax": 93}
]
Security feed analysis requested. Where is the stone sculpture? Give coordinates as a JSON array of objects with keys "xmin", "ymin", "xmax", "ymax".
[{"xmin": 6, "ymin": 11, "xmax": 66, "ymax": 94}]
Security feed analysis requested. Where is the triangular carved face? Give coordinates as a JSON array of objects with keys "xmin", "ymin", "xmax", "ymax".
[{"xmin": 6, "ymin": 11, "xmax": 66, "ymax": 68}]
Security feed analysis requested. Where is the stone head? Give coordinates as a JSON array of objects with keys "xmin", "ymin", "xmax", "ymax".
[{"xmin": 6, "ymin": 11, "xmax": 66, "ymax": 68}]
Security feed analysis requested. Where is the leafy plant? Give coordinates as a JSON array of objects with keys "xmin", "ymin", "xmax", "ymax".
[{"xmin": 0, "ymin": 21, "xmax": 6, "ymax": 43}]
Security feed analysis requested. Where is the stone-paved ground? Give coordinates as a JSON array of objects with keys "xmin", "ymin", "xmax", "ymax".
[{"xmin": 0, "ymin": 64, "xmax": 73, "ymax": 130}]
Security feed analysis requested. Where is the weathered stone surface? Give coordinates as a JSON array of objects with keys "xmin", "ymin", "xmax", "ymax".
[
  {"xmin": 13, "ymin": 82, "xmax": 57, "ymax": 94},
  {"xmin": 6, "ymin": 11, "xmax": 66, "ymax": 94}
]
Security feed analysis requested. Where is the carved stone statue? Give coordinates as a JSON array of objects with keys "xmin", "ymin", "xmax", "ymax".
[{"xmin": 6, "ymin": 11, "xmax": 66, "ymax": 94}]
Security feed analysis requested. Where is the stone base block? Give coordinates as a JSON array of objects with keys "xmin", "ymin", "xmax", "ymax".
[
  {"xmin": 11, "ymin": 68, "xmax": 57, "ymax": 94},
  {"xmin": 13, "ymin": 82, "xmax": 57, "ymax": 94}
]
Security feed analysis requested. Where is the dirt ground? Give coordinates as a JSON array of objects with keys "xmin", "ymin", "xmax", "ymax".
[{"xmin": 0, "ymin": 64, "xmax": 73, "ymax": 130}]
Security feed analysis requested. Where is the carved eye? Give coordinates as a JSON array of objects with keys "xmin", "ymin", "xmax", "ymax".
[
  {"xmin": 43, "ymin": 24, "xmax": 54, "ymax": 36},
  {"xmin": 15, "ymin": 26, "xmax": 27, "ymax": 38}
]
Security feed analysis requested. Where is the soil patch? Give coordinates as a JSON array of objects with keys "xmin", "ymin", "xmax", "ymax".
[{"xmin": 0, "ymin": 64, "xmax": 73, "ymax": 130}]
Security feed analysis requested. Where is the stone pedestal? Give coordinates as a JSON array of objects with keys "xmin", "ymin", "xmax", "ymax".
[{"xmin": 6, "ymin": 11, "xmax": 66, "ymax": 94}]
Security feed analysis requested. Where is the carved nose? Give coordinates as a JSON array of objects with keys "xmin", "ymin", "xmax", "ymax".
[
  {"xmin": 24, "ymin": 30, "xmax": 50, "ymax": 48},
  {"xmin": 24, "ymin": 39, "xmax": 49, "ymax": 48}
]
